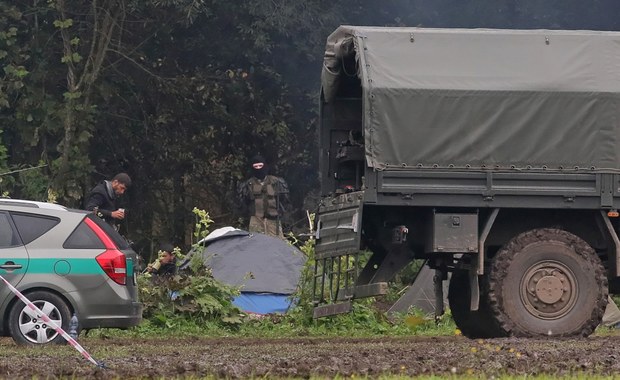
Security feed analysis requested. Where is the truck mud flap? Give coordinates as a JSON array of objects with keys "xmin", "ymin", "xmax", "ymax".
[{"xmin": 315, "ymin": 191, "xmax": 363, "ymax": 259}]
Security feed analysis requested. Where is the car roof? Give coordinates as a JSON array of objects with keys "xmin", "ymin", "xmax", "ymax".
[{"xmin": 0, "ymin": 198, "xmax": 68, "ymax": 211}]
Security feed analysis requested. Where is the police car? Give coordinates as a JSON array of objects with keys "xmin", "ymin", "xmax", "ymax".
[{"xmin": 0, "ymin": 199, "xmax": 142, "ymax": 345}]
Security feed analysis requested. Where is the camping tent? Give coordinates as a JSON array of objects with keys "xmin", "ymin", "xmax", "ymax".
[{"xmin": 182, "ymin": 227, "xmax": 306, "ymax": 314}]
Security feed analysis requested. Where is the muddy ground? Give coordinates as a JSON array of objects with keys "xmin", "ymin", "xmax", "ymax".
[{"xmin": 2, "ymin": 334, "xmax": 620, "ymax": 379}]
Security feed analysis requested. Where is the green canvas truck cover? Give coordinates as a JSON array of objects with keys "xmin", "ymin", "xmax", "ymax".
[{"xmin": 322, "ymin": 26, "xmax": 620, "ymax": 171}]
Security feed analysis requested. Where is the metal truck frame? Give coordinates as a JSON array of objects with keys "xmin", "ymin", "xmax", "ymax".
[{"xmin": 313, "ymin": 26, "xmax": 620, "ymax": 338}]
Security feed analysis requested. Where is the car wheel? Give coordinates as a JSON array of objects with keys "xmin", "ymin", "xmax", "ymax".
[
  {"xmin": 487, "ymin": 228, "xmax": 608, "ymax": 337},
  {"xmin": 7, "ymin": 291, "xmax": 71, "ymax": 345}
]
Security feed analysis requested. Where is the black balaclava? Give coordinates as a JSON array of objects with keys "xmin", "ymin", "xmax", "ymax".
[{"xmin": 251, "ymin": 155, "xmax": 267, "ymax": 180}]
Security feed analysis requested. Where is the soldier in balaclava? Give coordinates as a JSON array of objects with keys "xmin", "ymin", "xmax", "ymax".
[{"xmin": 237, "ymin": 155, "xmax": 289, "ymax": 237}]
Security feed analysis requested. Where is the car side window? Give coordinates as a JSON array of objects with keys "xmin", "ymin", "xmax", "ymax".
[
  {"xmin": 11, "ymin": 212, "xmax": 60, "ymax": 245},
  {"xmin": 64, "ymin": 220, "xmax": 106, "ymax": 249},
  {"xmin": 0, "ymin": 212, "xmax": 19, "ymax": 248}
]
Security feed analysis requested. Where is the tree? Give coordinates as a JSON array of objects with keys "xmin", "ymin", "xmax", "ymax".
[
  {"xmin": 85, "ymin": 0, "xmax": 344, "ymax": 244},
  {"xmin": 0, "ymin": 2, "xmax": 28, "ymax": 192},
  {"xmin": 0, "ymin": 1, "xmax": 131, "ymax": 202},
  {"xmin": 51, "ymin": 0, "xmax": 130, "ymax": 200}
]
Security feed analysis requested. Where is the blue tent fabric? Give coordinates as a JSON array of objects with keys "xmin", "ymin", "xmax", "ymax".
[
  {"xmin": 183, "ymin": 228, "xmax": 306, "ymax": 314},
  {"xmin": 232, "ymin": 293, "xmax": 295, "ymax": 315}
]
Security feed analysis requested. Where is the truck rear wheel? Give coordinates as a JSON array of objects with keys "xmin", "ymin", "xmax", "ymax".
[
  {"xmin": 487, "ymin": 228, "xmax": 607, "ymax": 337},
  {"xmin": 448, "ymin": 270, "xmax": 505, "ymax": 338}
]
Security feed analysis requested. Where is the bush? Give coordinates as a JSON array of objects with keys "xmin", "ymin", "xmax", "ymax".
[
  {"xmin": 138, "ymin": 207, "xmax": 243, "ymax": 328},
  {"xmin": 138, "ymin": 256, "xmax": 243, "ymax": 328}
]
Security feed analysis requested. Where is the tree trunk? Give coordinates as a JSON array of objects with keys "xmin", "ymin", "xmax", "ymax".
[{"xmin": 52, "ymin": 0, "xmax": 125, "ymax": 200}]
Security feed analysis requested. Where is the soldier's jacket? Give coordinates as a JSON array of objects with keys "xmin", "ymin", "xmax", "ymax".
[{"xmin": 238, "ymin": 175, "xmax": 289, "ymax": 220}]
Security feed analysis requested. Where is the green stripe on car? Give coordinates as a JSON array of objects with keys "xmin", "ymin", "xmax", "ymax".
[{"xmin": 0, "ymin": 258, "xmax": 104, "ymax": 275}]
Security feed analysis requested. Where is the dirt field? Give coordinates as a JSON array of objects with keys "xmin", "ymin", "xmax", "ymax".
[{"xmin": 1, "ymin": 334, "xmax": 620, "ymax": 378}]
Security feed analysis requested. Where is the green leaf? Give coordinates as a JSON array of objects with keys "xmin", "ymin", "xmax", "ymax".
[
  {"xmin": 63, "ymin": 91, "xmax": 82, "ymax": 100},
  {"xmin": 221, "ymin": 315, "xmax": 243, "ymax": 324},
  {"xmin": 196, "ymin": 294, "xmax": 222, "ymax": 314},
  {"xmin": 53, "ymin": 19, "xmax": 73, "ymax": 29},
  {"xmin": 15, "ymin": 67, "xmax": 28, "ymax": 78}
]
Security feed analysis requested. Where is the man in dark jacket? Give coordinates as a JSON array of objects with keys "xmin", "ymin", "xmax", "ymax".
[
  {"xmin": 84, "ymin": 173, "xmax": 131, "ymax": 229},
  {"xmin": 146, "ymin": 243, "xmax": 177, "ymax": 277}
]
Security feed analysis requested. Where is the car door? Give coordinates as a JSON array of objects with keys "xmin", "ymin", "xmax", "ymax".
[{"xmin": 0, "ymin": 211, "xmax": 29, "ymax": 307}]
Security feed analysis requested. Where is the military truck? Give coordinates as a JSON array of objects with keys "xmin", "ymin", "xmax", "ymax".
[{"xmin": 312, "ymin": 26, "xmax": 620, "ymax": 338}]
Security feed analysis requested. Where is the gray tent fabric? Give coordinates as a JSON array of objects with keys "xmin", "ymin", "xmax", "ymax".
[
  {"xmin": 322, "ymin": 26, "xmax": 620, "ymax": 171},
  {"xmin": 186, "ymin": 228, "xmax": 305, "ymax": 294}
]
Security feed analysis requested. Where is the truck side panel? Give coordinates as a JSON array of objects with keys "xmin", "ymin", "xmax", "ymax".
[{"xmin": 375, "ymin": 170, "xmax": 618, "ymax": 209}]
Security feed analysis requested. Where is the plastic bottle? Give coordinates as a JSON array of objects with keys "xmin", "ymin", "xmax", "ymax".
[{"xmin": 68, "ymin": 313, "xmax": 79, "ymax": 340}]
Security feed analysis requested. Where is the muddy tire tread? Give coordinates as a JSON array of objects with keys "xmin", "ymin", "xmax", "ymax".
[{"xmin": 487, "ymin": 228, "xmax": 608, "ymax": 337}]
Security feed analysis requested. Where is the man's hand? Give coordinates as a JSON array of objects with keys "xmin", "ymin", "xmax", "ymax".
[{"xmin": 111, "ymin": 209, "xmax": 125, "ymax": 220}]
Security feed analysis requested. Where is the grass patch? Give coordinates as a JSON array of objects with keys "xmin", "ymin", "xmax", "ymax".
[{"xmin": 85, "ymin": 303, "xmax": 457, "ymax": 340}]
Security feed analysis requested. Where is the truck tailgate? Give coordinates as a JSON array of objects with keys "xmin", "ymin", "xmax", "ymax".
[{"xmin": 315, "ymin": 191, "xmax": 363, "ymax": 258}]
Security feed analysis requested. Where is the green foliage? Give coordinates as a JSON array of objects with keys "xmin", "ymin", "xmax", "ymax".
[
  {"xmin": 239, "ymin": 233, "xmax": 456, "ymax": 338},
  {"xmin": 280, "ymin": 234, "xmax": 315, "ymax": 322},
  {"xmin": 16, "ymin": 162, "xmax": 49, "ymax": 200},
  {"xmin": 139, "ymin": 207, "xmax": 242, "ymax": 327},
  {"xmin": 60, "ymin": 52, "xmax": 82, "ymax": 63},
  {"xmin": 0, "ymin": 1, "xmax": 103, "ymax": 204},
  {"xmin": 225, "ymin": 234, "xmax": 454, "ymax": 338},
  {"xmin": 134, "ymin": 215, "xmax": 456, "ymax": 339},
  {"xmin": 62, "ymin": 90, "xmax": 82, "ymax": 100},
  {"xmin": 53, "ymin": 18, "xmax": 73, "ymax": 29},
  {"xmin": 0, "ymin": 131, "xmax": 6, "ymax": 166},
  {"xmin": 3, "ymin": 64, "xmax": 28, "ymax": 78},
  {"xmin": 137, "ymin": 262, "xmax": 243, "ymax": 328},
  {"xmin": 0, "ymin": 130, "xmax": 9, "ymax": 191},
  {"xmin": 0, "ymin": 0, "xmax": 439, "ymax": 238},
  {"xmin": 149, "ymin": 0, "xmax": 208, "ymax": 24},
  {"xmin": 192, "ymin": 207, "xmax": 214, "ymax": 243},
  {"xmin": 0, "ymin": 2, "xmax": 27, "ymax": 110}
]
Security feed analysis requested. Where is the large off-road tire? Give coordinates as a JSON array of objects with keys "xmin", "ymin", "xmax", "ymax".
[
  {"xmin": 7, "ymin": 291, "xmax": 71, "ymax": 345},
  {"xmin": 487, "ymin": 228, "xmax": 608, "ymax": 337},
  {"xmin": 448, "ymin": 270, "xmax": 505, "ymax": 338}
]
